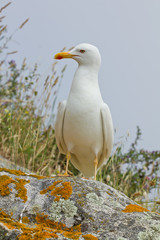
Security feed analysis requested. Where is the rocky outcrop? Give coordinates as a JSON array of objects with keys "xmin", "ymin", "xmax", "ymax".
[
  {"xmin": 0, "ymin": 156, "xmax": 32, "ymax": 173},
  {"xmin": 0, "ymin": 167, "xmax": 160, "ymax": 240}
]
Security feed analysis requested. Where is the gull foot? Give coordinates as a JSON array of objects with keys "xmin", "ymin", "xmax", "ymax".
[{"xmin": 57, "ymin": 173, "xmax": 70, "ymax": 177}]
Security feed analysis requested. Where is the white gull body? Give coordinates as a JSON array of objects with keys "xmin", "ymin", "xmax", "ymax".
[{"xmin": 55, "ymin": 43, "xmax": 114, "ymax": 178}]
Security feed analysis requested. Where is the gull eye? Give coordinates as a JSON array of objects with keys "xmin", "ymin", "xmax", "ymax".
[{"xmin": 79, "ymin": 49, "xmax": 85, "ymax": 53}]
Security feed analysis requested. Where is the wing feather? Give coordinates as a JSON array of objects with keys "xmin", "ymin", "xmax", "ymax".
[
  {"xmin": 55, "ymin": 101, "xmax": 67, "ymax": 154},
  {"xmin": 98, "ymin": 103, "xmax": 114, "ymax": 168}
]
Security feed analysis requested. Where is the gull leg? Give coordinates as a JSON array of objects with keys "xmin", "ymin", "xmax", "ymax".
[
  {"xmin": 94, "ymin": 156, "xmax": 98, "ymax": 181},
  {"xmin": 57, "ymin": 152, "xmax": 71, "ymax": 177},
  {"xmin": 65, "ymin": 152, "xmax": 71, "ymax": 175}
]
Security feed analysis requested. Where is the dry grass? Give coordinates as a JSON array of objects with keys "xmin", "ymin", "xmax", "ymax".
[
  {"xmin": 0, "ymin": 2, "xmax": 67, "ymax": 175},
  {"xmin": 0, "ymin": 57, "xmax": 67, "ymax": 176}
]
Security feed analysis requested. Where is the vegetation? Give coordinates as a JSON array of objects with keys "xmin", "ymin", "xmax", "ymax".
[
  {"xmin": 0, "ymin": 3, "xmax": 160, "ymax": 211},
  {"xmin": 97, "ymin": 126, "xmax": 160, "ymax": 211},
  {"xmin": 0, "ymin": 2, "xmax": 65, "ymax": 176}
]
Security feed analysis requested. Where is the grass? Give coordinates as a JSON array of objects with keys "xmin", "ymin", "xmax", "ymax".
[{"xmin": 0, "ymin": 52, "xmax": 66, "ymax": 176}]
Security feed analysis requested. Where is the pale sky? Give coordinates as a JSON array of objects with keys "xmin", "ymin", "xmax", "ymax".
[{"xmin": 2, "ymin": 0, "xmax": 160, "ymax": 151}]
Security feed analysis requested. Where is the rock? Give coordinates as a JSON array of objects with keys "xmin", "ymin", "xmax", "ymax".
[
  {"xmin": 0, "ymin": 168, "xmax": 160, "ymax": 240},
  {"xmin": 0, "ymin": 156, "xmax": 32, "ymax": 173}
]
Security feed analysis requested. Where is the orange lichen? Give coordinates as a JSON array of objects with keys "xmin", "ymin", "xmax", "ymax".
[
  {"xmin": 36, "ymin": 212, "xmax": 81, "ymax": 232},
  {"xmin": 35, "ymin": 212, "xmax": 66, "ymax": 229},
  {"xmin": 0, "ymin": 212, "xmax": 59, "ymax": 239},
  {"xmin": 0, "ymin": 167, "xmax": 47, "ymax": 179},
  {"xmin": 40, "ymin": 180, "xmax": 72, "ymax": 201},
  {"xmin": 0, "ymin": 168, "xmax": 27, "ymax": 176},
  {"xmin": 82, "ymin": 234, "xmax": 99, "ymax": 240},
  {"xmin": 18, "ymin": 228, "xmax": 59, "ymax": 240},
  {"xmin": 63, "ymin": 231, "xmax": 81, "ymax": 240},
  {"xmin": 36, "ymin": 213, "xmax": 81, "ymax": 239},
  {"xmin": 122, "ymin": 204, "xmax": 149, "ymax": 213},
  {"xmin": 0, "ymin": 209, "xmax": 10, "ymax": 218},
  {"xmin": 0, "ymin": 210, "xmax": 16, "ymax": 230},
  {"xmin": 106, "ymin": 190, "xmax": 112, "ymax": 196},
  {"xmin": 28, "ymin": 174, "xmax": 46, "ymax": 179},
  {"xmin": 15, "ymin": 178, "xmax": 30, "ymax": 203},
  {"xmin": 3, "ymin": 222, "xmax": 16, "ymax": 230},
  {"xmin": 40, "ymin": 180, "xmax": 62, "ymax": 195},
  {"xmin": 0, "ymin": 208, "xmax": 83, "ymax": 240},
  {"xmin": 52, "ymin": 181, "xmax": 72, "ymax": 201},
  {"xmin": 0, "ymin": 175, "xmax": 14, "ymax": 196},
  {"xmin": 22, "ymin": 216, "xmax": 30, "ymax": 224},
  {"xmin": 0, "ymin": 174, "xmax": 29, "ymax": 202}
]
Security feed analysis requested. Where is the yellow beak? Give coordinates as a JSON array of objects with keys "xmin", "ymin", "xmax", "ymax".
[{"xmin": 54, "ymin": 51, "xmax": 75, "ymax": 60}]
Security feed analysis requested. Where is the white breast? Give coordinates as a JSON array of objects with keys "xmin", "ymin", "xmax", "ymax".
[{"xmin": 63, "ymin": 71, "xmax": 104, "ymax": 170}]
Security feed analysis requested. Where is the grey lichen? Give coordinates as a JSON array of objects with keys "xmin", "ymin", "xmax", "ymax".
[
  {"xmin": 111, "ymin": 199, "xmax": 123, "ymax": 209},
  {"xmin": 86, "ymin": 192, "xmax": 104, "ymax": 206},
  {"xmin": 49, "ymin": 198, "xmax": 77, "ymax": 221},
  {"xmin": 137, "ymin": 223, "xmax": 160, "ymax": 240},
  {"xmin": 151, "ymin": 223, "xmax": 160, "ymax": 232},
  {"xmin": 86, "ymin": 192, "xmax": 111, "ymax": 213},
  {"xmin": 86, "ymin": 192, "xmax": 122, "ymax": 211}
]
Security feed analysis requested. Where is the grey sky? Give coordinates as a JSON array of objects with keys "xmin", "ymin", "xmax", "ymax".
[{"xmin": 2, "ymin": 0, "xmax": 160, "ymax": 151}]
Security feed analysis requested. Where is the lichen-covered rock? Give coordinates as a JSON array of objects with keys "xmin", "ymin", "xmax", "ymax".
[{"xmin": 0, "ymin": 167, "xmax": 160, "ymax": 240}]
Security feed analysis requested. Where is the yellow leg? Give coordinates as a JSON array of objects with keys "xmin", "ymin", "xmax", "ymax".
[
  {"xmin": 57, "ymin": 152, "xmax": 71, "ymax": 177},
  {"xmin": 65, "ymin": 152, "xmax": 71, "ymax": 175},
  {"xmin": 94, "ymin": 156, "xmax": 98, "ymax": 181}
]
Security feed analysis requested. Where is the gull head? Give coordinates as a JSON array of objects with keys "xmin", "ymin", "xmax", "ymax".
[{"xmin": 54, "ymin": 43, "xmax": 101, "ymax": 69}]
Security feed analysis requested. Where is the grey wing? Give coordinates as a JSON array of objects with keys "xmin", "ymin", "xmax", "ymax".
[
  {"xmin": 54, "ymin": 100, "xmax": 67, "ymax": 154},
  {"xmin": 98, "ymin": 103, "xmax": 114, "ymax": 167}
]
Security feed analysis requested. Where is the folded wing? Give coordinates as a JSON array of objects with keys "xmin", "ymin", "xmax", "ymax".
[
  {"xmin": 55, "ymin": 101, "xmax": 67, "ymax": 154},
  {"xmin": 98, "ymin": 103, "xmax": 114, "ymax": 168}
]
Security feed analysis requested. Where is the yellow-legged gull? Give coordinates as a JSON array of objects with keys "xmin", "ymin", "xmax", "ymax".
[{"xmin": 54, "ymin": 43, "xmax": 114, "ymax": 180}]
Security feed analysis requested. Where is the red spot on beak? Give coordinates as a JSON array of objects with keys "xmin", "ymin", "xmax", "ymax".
[{"xmin": 56, "ymin": 55, "xmax": 63, "ymax": 60}]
